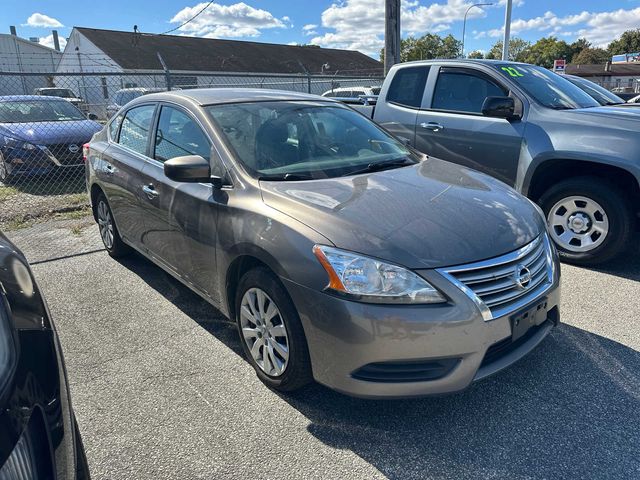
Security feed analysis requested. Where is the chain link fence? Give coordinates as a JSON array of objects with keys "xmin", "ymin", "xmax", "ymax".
[{"xmin": 0, "ymin": 70, "xmax": 383, "ymax": 262}]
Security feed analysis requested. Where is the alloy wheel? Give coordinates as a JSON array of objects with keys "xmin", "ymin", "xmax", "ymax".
[
  {"xmin": 240, "ymin": 287, "xmax": 289, "ymax": 377},
  {"xmin": 97, "ymin": 200, "xmax": 114, "ymax": 249},
  {"xmin": 547, "ymin": 195, "xmax": 609, "ymax": 252}
]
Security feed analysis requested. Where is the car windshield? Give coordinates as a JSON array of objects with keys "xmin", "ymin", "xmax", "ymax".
[
  {"xmin": 565, "ymin": 76, "xmax": 625, "ymax": 106},
  {"xmin": 39, "ymin": 88, "xmax": 73, "ymax": 98},
  {"xmin": 493, "ymin": 64, "xmax": 600, "ymax": 109},
  {"xmin": 0, "ymin": 100, "xmax": 87, "ymax": 123},
  {"xmin": 206, "ymin": 101, "xmax": 417, "ymax": 180}
]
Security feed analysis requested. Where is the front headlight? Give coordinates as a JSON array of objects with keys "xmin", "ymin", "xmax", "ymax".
[
  {"xmin": 313, "ymin": 245, "xmax": 446, "ymax": 304},
  {"xmin": 3, "ymin": 136, "xmax": 37, "ymax": 150}
]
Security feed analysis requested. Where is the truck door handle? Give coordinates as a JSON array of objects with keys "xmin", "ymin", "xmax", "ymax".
[
  {"xmin": 105, "ymin": 163, "xmax": 115, "ymax": 174},
  {"xmin": 420, "ymin": 122, "xmax": 444, "ymax": 131},
  {"xmin": 142, "ymin": 184, "xmax": 159, "ymax": 200}
]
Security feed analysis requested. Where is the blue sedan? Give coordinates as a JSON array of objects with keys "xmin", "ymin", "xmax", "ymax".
[{"xmin": 0, "ymin": 95, "xmax": 102, "ymax": 182}]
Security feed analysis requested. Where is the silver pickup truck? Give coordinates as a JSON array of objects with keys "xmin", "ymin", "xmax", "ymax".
[{"xmin": 355, "ymin": 59, "xmax": 640, "ymax": 265}]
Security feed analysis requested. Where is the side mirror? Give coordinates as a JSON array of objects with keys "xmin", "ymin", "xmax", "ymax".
[
  {"xmin": 88, "ymin": 113, "xmax": 99, "ymax": 121},
  {"xmin": 164, "ymin": 155, "xmax": 222, "ymax": 187},
  {"xmin": 481, "ymin": 96, "xmax": 518, "ymax": 120}
]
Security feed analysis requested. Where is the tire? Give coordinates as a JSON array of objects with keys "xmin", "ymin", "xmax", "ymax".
[
  {"xmin": 0, "ymin": 151, "xmax": 14, "ymax": 184},
  {"xmin": 95, "ymin": 192, "xmax": 131, "ymax": 258},
  {"xmin": 235, "ymin": 267, "xmax": 313, "ymax": 392},
  {"xmin": 539, "ymin": 176, "xmax": 634, "ymax": 265},
  {"xmin": 74, "ymin": 417, "xmax": 91, "ymax": 480}
]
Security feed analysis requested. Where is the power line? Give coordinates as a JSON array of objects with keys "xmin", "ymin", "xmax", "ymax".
[{"xmin": 158, "ymin": 1, "xmax": 214, "ymax": 35}]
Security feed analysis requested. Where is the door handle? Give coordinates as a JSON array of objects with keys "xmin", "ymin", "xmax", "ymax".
[
  {"xmin": 142, "ymin": 184, "xmax": 159, "ymax": 200},
  {"xmin": 420, "ymin": 122, "xmax": 444, "ymax": 131},
  {"xmin": 104, "ymin": 163, "xmax": 115, "ymax": 174}
]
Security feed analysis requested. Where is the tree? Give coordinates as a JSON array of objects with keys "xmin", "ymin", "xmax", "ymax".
[
  {"xmin": 572, "ymin": 47, "xmax": 610, "ymax": 65},
  {"xmin": 485, "ymin": 37, "xmax": 531, "ymax": 62},
  {"xmin": 608, "ymin": 29, "xmax": 640, "ymax": 56},
  {"xmin": 569, "ymin": 38, "xmax": 591, "ymax": 61},
  {"xmin": 380, "ymin": 33, "xmax": 462, "ymax": 63},
  {"xmin": 521, "ymin": 36, "xmax": 573, "ymax": 68},
  {"xmin": 467, "ymin": 50, "xmax": 484, "ymax": 59}
]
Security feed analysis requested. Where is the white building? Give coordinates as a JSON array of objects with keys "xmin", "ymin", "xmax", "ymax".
[{"xmin": 0, "ymin": 32, "xmax": 63, "ymax": 95}]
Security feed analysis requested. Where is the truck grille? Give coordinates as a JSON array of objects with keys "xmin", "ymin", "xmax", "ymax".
[{"xmin": 438, "ymin": 234, "xmax": 554, "ymax": 320}]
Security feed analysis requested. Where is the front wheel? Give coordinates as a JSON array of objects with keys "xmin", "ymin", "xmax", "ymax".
[
  {"xmin": 235, "ymin": 267, "xmax": 312, "ymax": 392},
  {"xmin": 539, "ymin": 177, "xmax": 634, "ymax": 265}
]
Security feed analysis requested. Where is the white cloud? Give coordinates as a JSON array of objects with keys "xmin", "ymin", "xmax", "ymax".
[
  {"xmin": 303, "ymin": 24, "xmax": 318, "ymax": 31},
  {"xmin": 39, "ymin": 33, "xmax": 67, "ymax": 50},
  {"xmin": 23, "ymin": 13, "xmax": 63, "ymax": 28},
  {"xmin": 169, "ymin": 2, "xmax": 286, "ymax": 38},
  {"xmin": 310, "ymin": 0, "xmax": 499, "ymax": 55},
  {"xmin": 491, "ymin": 8, "xmax": 640, "ymax": 47}
]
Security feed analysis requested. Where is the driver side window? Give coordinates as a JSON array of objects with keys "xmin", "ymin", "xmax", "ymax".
[
  {"xmin": 154, "ymin": 106, "xmax": 211, "ymax": 163},
  {"xmin": 432, "ymin": 68, "xmax": 507, "ymax": 114}
]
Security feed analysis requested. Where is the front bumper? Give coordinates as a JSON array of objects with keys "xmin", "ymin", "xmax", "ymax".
[
  {"xmin": 2, "ymin": 146, "xmax": 83, "ymax": 176},
  {"xmin": 283, "ymin": 267, "xmax": 560, "ymax": 399}
]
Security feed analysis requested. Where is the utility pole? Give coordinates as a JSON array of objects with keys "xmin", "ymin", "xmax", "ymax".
[
  {"xmin": 384, "ymin": 0, "xmax": 401, "ymax": 75},
  {"xmin": 501, "ymin": 0, "xmax": 512, "ymax": 61}
]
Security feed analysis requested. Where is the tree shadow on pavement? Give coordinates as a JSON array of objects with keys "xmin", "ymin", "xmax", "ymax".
[{"xmin": 117, "ymin": 252, "xmax": 640, "ymax": 480}]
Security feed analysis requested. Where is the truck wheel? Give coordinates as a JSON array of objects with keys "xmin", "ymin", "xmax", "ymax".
[{"xmin": 539, "ymin": 177, "xmax": 634, "ymax": 265}]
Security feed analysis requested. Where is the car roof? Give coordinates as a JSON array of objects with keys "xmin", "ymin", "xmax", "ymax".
[
  {"xmin": 138, "ymin": 88, "xmax": 338, "ymax": 106},
  {"xmin": 398, "ymin": 58, "xmax": 527, "ymax": 67},
  {"xmin": 0, "ymin": 95, "xmax": 67, "ymax": 102}
]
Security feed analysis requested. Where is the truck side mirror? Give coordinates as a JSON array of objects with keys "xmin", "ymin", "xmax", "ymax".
[{"xmin": 482, "ymin": 96, "xmax": 519, "ymax": 120}]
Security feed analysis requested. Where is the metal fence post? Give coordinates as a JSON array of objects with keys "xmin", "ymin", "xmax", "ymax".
[
  {"xmin": 307, "ymin": 74, "xmax": 311, "ymax": 94},
  {"xmin": 157, "ymin": 52, "xmax": 172, "ymax": 91}
]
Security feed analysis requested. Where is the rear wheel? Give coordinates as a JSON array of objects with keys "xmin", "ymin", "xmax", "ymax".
[
  {"xmin": 235, "ymin": 267, "xmax": 312, "ymax": 392},
  {"xmin": 95, "ymin": 192, "xmax": 131, "ymax": 258},
  {"xmin": 540, "ymin": 177, "xmax": 634, "ymax": 265}
]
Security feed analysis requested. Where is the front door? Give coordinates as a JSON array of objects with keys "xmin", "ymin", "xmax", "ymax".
[
  {"xmin": 414, "ymin": 66, "xmax": 525, "ymax": 186},
  {"xmin": 139, "ymin": 104, "xmax": 221, "ymax": 298}
]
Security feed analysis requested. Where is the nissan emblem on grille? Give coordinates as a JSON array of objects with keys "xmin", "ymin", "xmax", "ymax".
[
  {"xmin": 68, "ymin": 144, "xmax": 79, "ymax": 153},
  {"xmin": 514, "ymin": 264, "xmax": 532, "ymax": 290}
]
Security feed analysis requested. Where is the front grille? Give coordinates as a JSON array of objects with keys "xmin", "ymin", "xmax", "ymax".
[
  {"xmin": 44, "ymin": 143, "xmax": 83, "ymax": 165},
  {"xmin": 352, "ymin": 358, "xmax": 460, "ymax": 383},
  {"xmin": 439, "ymin": 234, "xmax": 554, "ymax": 320}
]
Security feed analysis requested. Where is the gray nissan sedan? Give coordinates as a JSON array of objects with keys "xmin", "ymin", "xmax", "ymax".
[{"xmin": 85, "ymin": 88, "xmax": 560, "ymax": 398}]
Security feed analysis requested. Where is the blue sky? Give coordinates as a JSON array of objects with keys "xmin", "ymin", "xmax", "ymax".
[{"xmin": 5, "ymin": 0, "xmax": 640, "ymax": 57}]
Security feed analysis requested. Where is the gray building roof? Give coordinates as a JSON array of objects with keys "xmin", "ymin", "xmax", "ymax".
[
  {"xmin": 566, "ymin": 63, "xmax": 640, "ymax": 77},
  {"xmin": 75, "ymin": 27, "xmax": 383, "ymax": 75}
]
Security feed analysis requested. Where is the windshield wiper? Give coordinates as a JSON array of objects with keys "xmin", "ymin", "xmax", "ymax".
[
  {"xmin": 258, "ymin": 173, "xmax": 314, "ymax": 181},
  {"xmin": 347, "ymin": 157, "xmax": 415, "ymax": 176}
]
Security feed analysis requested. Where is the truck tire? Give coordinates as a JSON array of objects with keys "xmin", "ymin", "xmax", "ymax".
[{"xmin": 539, "ymin": 177, "xmax": 634, "ymax": 265}]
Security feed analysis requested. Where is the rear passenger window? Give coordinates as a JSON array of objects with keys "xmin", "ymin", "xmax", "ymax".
[
  {"xmin": 118, "ymin": 105, "xmax": 155, "ymax": 155},
  {"xmin": 432, "ymin": 68, "xmax": 507, "ymax": 114},
  {"xmin": 154, "ymin": 106, "xmax": 210, "ymax": 162},
  {"xmin": 387, "ymin": 66, "xmax": 430, "ymax": 108}
]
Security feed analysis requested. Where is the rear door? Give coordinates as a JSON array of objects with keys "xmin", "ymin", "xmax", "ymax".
[
  {"xmin": 99, "ymin": 104, "xmax": 157, "ymax": 249},
  {"xmin": 414, "ymin": 66, "xmax": 525, "ymax": 185},
  {"xmin": 138, "ymin": 104, "xmax": 221, "ymax": 297},
  {"xmin": 376, "ymin": 65, "xmax": 430, "ymax": 145}
]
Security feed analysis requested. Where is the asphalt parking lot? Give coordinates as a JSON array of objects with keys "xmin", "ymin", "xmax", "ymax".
[{"xmin": 30, "ymin": 224, "xmax": 640, "ymax": 480}]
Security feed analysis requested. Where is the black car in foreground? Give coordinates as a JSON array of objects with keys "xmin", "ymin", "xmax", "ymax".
[{"xmin": 0, "ymin": 232, "xmax": 89, "ymax": 479}]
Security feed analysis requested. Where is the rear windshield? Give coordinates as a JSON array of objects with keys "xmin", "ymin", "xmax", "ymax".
[
  {"xmin": 206, "ymin": 101, "xmax": 415, "ymax": 179},
  {"xmin": 493, "ymin": 64, "xmax": 600, "ymax": 109},
  {"xmin": 0, "ymin": 100, "xmax": 86, "ymax": 123}
]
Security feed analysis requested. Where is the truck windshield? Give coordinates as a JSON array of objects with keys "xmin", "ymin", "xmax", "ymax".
[
  {"xmin": 206, "ymin": 101, "xmax": 417, "ymax": 180},
  {"xmin": 565, "ymin": 76, "xmax": 625, "ymax": 106},
  {"xmin": 493, "ymin": 64, "xmax": 600, "ymax": 109},
  {"xmin": 39, "ymin": 89, "xmax": 73, "ymax": 98}
]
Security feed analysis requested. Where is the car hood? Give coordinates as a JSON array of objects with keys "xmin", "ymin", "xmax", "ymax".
[
  {"xmin": 0, "ymin": 120, "xmax": 101, "ymax": 145},
  {"xmin": 260, "ymin": 159, "xmax": 545, "ymax": 269},
  {"xmin": 565, "ymin": 105, "xmax": 640, "ymax": 124}
]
